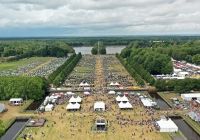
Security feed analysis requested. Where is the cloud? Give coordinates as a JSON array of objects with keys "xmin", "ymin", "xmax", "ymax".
[{"xmin": 0, "ymin": 0, "xmax": 200, "ymax": 36}]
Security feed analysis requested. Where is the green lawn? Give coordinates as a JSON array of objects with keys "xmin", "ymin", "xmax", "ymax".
[{"xmin": 0, "ymin": 57, "xmax": 54, "ymax": 71}]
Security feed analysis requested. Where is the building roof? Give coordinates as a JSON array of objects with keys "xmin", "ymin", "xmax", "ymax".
[
  {"xmin": 181, "ymin": 93, "xmax": 200, "ymax": 98},
  {"xmin": 108, "ymin": 90, "xmax": 115, "ymax": 94}
]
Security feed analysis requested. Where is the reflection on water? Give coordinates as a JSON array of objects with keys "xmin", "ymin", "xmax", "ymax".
[
  {"xmin": 73, "ymin": 46, "xmax": 126, "ymax": 54},
  {"xmin": 149, "ymin": 93, "xmax": 170, "ymax": 109}
]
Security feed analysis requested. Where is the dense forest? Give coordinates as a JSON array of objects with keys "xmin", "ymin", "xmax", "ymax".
[
  {"xmin": 91, "ymin": 42, "xmax": 106, "ymax": 55},
  {"xmin": 0, "ymin": 76, "xmax": 47, "ymax": 100},
  {"xmin": 0, "ymin": 40, "xmax": 75, "ymax": 60}
]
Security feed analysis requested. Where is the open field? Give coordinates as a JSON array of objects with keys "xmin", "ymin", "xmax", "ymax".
[
  {"xmin": 1, "ymin": 55, "xmax": 198, "ymax": 140},
  {"xmin": 17, "ymin": 93, "xmax": 172, "ymax": 140},
  {"xmin": 0, "ymin": 57, "xmax": 53, "ymax": 71}
]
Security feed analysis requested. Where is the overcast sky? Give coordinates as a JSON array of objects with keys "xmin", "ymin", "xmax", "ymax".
[{"xmin": 0, "ymin": 0, "xmax": 200, "ymax": 37}]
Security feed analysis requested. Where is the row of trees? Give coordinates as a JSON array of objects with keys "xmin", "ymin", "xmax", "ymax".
[
  {"xmin": 116, "ymin": 54, "xmax": 145, "ymax": 86},
  {"xmin": 48, "ymin": 54, "xmax": 76, "ymax": 83},
  {"xmin": 91, "ymin": 42, "xmax": 106, "ymax": 55},
  {"xmin": 0, "ymin": 76, "xmax": 47, "ymax": 100},
  {"xmin": 155, "ymin": 79, "xmax": 200, "ymax": 93},
  {"xmin": 51, "ymin": 53, "xmax": 82, "ymax": 86},
  {"xmin": 0, "ymin": 40, "xmax": 75, "ymax": 60}
]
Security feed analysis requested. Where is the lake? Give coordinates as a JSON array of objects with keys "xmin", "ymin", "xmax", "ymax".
[{"xmin": 73, "ymin": 45, "xmax": 126, "ymax": 54}]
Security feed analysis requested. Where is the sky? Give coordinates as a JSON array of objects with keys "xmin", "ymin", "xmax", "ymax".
[{"xmin": 0, "ymin": 0, "xmax": 200, "ymax": 37}]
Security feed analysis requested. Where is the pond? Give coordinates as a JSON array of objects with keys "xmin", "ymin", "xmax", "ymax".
[
  {"xmin": 171, "ymin": 116, "xmax": 200, "ymax": 140},
  {"xmin": 73, "ymin": 45, "xmax": 126, "ymax": 54},
  {"xmin": 1, "ymin": 118, "xmax": 29, "ymax": 140}
]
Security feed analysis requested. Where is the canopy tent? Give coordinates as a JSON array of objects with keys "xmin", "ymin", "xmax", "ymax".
[
  {"xmin": 69, "ymin": 96, "xmax": 82, "ymax": 103},
  {"xmin": 108, "ymin": 90, "xmax": 116, "ymax": 95},
  {"xmin": 45, "ymin": 104, "xmax": 54, "ymax": 112},
  {"xmin": 118, "ymin": 101, "xmax": 133, "ymax": 109},
  {"xmin": 110, "ymin": 82, "xmax": 120, "ymax": 86},
  {"xmin": 65, "ymin": 91, "xmax": 75, "ymax": 95},
  {"xmin": 79, "ymin": 82, "xmax": 90, "ymax": 87},
  {"xmin": 141, "ymin": 98, "xmax": 157, "ymax": 107},
  {"xmin": 94, "ymin": 101, "xmax": 105, "ymax": 111},
  {"xmin": 156, "ymin": 118, "xmax": 178, "ymax": 132},
  {"xmin": 0, "ymin": 103, "xmax": 6, "ymax": 113},
  {"xmin": 181, "ymin": 93, "xmax": 200, "ymax": 101},
  {"xmin": 66, "ymin": 103, "xmax": 80, "ymax": 110},
  {"xmin": 84, "ymin": 91, "xmax": 90, "ymax": 95},
  {"xmin": 116, "ymin": 95, "xmax": 129, "ymax": 102}
]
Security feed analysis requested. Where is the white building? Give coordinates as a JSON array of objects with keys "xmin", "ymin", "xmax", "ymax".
[
  {"xmin": 181, "ymin": 93, "xmax": 200, "ymax": 101},
  {"xmin": 156, "ymin": 118, "xmax": 178, "ymax": 132},
  {"xmin": 94, "ymin": 101, "xmax": 105, "ymax": 111}
]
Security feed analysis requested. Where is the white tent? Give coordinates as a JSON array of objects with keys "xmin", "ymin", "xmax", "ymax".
[
  {"xmin": 110, "ymin": 82, "xmax": 115, "ymax": 86},
  {"xmin": 181, "ymin": 93, "xmax": 200, "ymax": 101},
  {"xmin": 84, "ymin": 91, "xmax": 90, "ymax": 95},
  {"xmin": 141, "ymin": 98, "xmax": 157, "ymax": 107},
  {"xmin": 66, "ymin": 91, "xmax": 75, "ymax": 95},
  {"xmin": 0, "ymin": 103, "xmax": 6, "ymax": 113},
  {"xmin": 118, "ymin": 102, "xmax": 133, "ymax": 109},
  {"xmin": 66, "ymin": 103, "xmax": 80, "ymax": 110},
  {"xmin": 69, "ymin": 96, "xmax": 82, "ymax": 103},
  {"xmin": 156, "ymin": 118, "xmax": 178, "ymax": 132},
  {"xmin": 94, "ymin": 101, "xmax": 105, "ymax": 111},
  {"xmin": 116, "ymin": 95, "xmax": 129, "ymax": 102},
  {"xmin": 114, "ymin": 82, "xmax": 120, "ymax": 86},
  {"xmin": 45, "ymin": 104, "xmax": 54, "ymax": 112},
  {"xmin": 79, "ymin": 82, "xmax": 90, "ymax": 87},
  {"xmin": 9, "ymin": 98, "xmax": 23, "ymax": 105},
  {"xmin": 108, "ymin": 90, "xmax": 116, "ymax": 95}
]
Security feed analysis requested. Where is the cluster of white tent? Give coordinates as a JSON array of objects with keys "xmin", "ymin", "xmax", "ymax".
[
  {"xmin": 116, "ymin": 95, "xmax": 133, "ymax": 109},
  {"xmin": 66, "ymin": 96, "xmax": 82, "ymax": 110},
  {"xmin": 156, "ymin": 117, "xmax": 178, "ymax": 132}
]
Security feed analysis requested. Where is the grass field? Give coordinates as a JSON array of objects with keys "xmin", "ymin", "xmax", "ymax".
[
  {"xmin": 0, "ymin": 57, "xmax": 54, "ymax": 71},
  {"xmin": 16, "ymin": 93, "xmax": 172, "ymax": 140}
]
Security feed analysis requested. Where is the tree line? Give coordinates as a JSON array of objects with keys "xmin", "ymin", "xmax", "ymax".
[
  {"xmin": 155, "ymin": 79, "xmax": 200, "ymax": 93},
  {"xmin": 0, "ymin": 76, "xmax": 47, "ymax": 100},
  {"xmin": 91, "ymin": 42, "xmax": 106, "ymax": 55},
  {"xmin": 0, "ymin": 40, "xmax": 75, "ymax": 61},
  {"xmin": 51, "ymin": 53, "xmax": 82, "ymax": 87}
]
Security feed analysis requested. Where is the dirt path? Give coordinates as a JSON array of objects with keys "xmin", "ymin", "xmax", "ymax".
[{"xmin": 94, "ymin": 55, "xmax": 106, "ymax": 94}]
